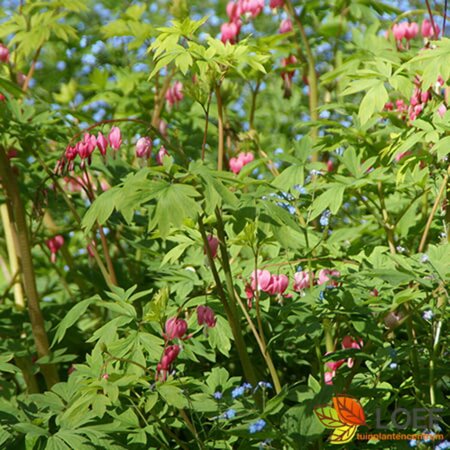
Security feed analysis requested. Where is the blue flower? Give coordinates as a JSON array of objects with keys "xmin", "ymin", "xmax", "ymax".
[
  {"xmin": 389, "ymin": 362, "xmax": 398, "ymax": 369},
  {"xmin": 294, "ymin": 184, "xmax": 307, "ymax": 194},
  {"xmin": 258, "ymin": 381, "xmax": 273, "ymax": 390},
  {"xmin": 242, "ymin": 382, "xmax": 252, "ymax": 390},
  {"xmin": 436, "ymin": 441, "xmax": 450, "ymax": 450},
  {"xmin": 421, "ymin": 254, "xmax": 429, "ymax": 263},
  {"xmin": 320, "ymin": 210, "xmax": 331, "ymax": 227},
  {"xmin": 318, "ymin": 291, "xmax": 325, "ymax": 301},
  {"xmin": 232, "ymin": 386, "xmax": 245, "ymax": 398},
  {"xmin": 249, "ymin": 419, "xmax": 266, "ymax": 434},
  {"xmin": 223, "ymin": 408, "xmax": 236, "ymax": 419},
  {"xmin": 409, "ymin": 439, "xmax": 417, "ymax": 447},
  {"xmin": 213, "ymin": 391, "xmax": 223, "ymax": 400},
  {"xmin": 423, "ymin": 310, "xmax": 434, "ymax": 321}
]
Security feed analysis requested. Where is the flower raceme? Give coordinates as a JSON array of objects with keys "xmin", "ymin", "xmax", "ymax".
[
  {"xmin": 293, "ymin": 269, "xmax": 340, "ymax": 291},
  {"xmin": 197, "ymin": 305, "xmax": 217, "ymax": 328},
  {"xmin": 60, "ymin": 126, "xmax": 121, "ymax": 172},
  {"xmin": 229, "ymin": 152, "xmax": 254, "ymax": 174},
  {"xmin": 250, "ymin": 269, "xmax": 289, "ymax": 296},
  {"xmin": 46, "ymin": 235, "xmax": 64, "ymax": 263}
]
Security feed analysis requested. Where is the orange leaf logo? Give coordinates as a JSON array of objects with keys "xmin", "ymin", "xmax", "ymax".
[
  {"xmin": 314, "ymin": 406, "xmax": 345, "ymax": 429},
  {"xmin": 333, "ymin": 395, "xmax": 366, "ymax": 426},
  {"xmin": 329, "ymin": 424, "xmax": 358, "ymax": 444}
]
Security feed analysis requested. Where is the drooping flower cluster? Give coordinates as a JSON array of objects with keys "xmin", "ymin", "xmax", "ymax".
[
  {"xmin": 247, "ymin": 269, "xmax": 289, "ymax": 299},
  {"xmin": 156, "ymin": 307, "xmax": 216, "ymax": 381},
  {"xmin": 229, "ymin": 152, "xmax": 254, "ymax": 174},
  {"xmin": 165, "ymin": 81, "xmax": 183, "ymax": 107},
  {"xmin": 324, "ymin": 336, "xmax": 363, "ymax": 385},
  {"xmin": 156, "ymin": 345, "xmax": 181, "ymax": 381},
  {"xmin": 384, "ymin": 99, "xmax": 408, "ymax": 119},
  {"xmin": 221, "ymin": 0, "xmax": 265, "ymax": 43},
  {"xmin": 46, "ymin": 235, "xmax": 64, "ymax": 263},
  {"xmin": 293, "ymin": 269, "xmax": 340, "ymax": 291},
  {"xmin": 390, "ymin": 19, "xmax": 440, "ymax": 50},
  {"xmin": 58, "ymin": 127, "xmax": 121, "ymax": 172}
]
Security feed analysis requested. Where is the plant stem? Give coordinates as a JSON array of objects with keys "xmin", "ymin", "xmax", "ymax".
[
  {"xmin": 22, "ymin": 45, "xmax": 41, "ymax": 93},
  {"xmin": 0, "ymin": 147, "xmax": 59, "ymax": 389},
  {"xmin": 377, "ymin": 182, "xmax": 396, "ymax": 254},
  {"xmin": 419, "ymin": 174, "xmax": 448, "ymax": 252},
  {"xmin": 425, "ymin": 0, "xmax": 439, "ymax": 39},
  {"xmin": 215, "ymin": 84, "xmax": 225, "ymax": 171},
  {"xmin": 201, "ymin": 91, "xmax": 213, "ymax": 161},
  {"xmin": 286, "ymin": 1, "xmax": 319, "ymax": 157},
  {"xmin": 198, "ymin": 216, "xmax": 258, "ymax": 387},
  {"xmin": 232, "ymin": 289, "xmax": 282, "ymax": 394},
  {"xmin": 0, "ymin": 204, "xmax": 25, "ymax": 309},
  {"xmin": 249, "ymin": 81, "xmax": 261, "ymax": 130}
]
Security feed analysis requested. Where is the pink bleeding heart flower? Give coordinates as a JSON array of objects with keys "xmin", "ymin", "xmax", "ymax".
[
  {"xmin": 317, "ymin": 269, "xmax": 340, "ymax": 287},
  {"xmin": 0, "ymin": 44, "xmax": 9, "ymax": 63},
  {"xmin": 108, "ymin": 127, "xmax": 122, "ymax": 150},
  {"xmin": 392, "ymin": 22, "xmax": 407, "ymax": 41},
  {"xmin": 279, "ymin": 18, "xmax": 293, "ymax": 34},
  {"xmin": 46, "ymin": 235, "xmax": 64, "ymax": 263},
  {"xmin": 270, "ymin": 0, "xmax": 284, "ymax": 9},
  {"xmin": 156, "ymin": 344, "xmax": 181, "ymax": 381},
  {"xmin": 438, "ymin": 104, "xmax": 447, "ymax": 118},
  {"xmin": 241, "ymin": 0, "xmax": 264, "ymax": 18},
  {"xmin": 197, "ymin": 305, "xmax": 216, "ymax": 328},
  {"xmin": 135, "ymin": 137, "xmax": 153, "ymax": 159},
  {"xmin": 342, "ymin": 335, "xmax": 363, "ymax": 368},
  {"xmin": 156, "ymin": 146, "xmax": 169, "ymax": 165},
  {"xmin": 293, "ymin": 270, "xmax": 314, "ymax": 291},
  {"xmin": 159, "ymin": 119, "xmax": 168, "ymax": 137},
  {"xmin": 165, "ymin": 81, "xmax": 184, "ymax": 107},
  {"xmin": 229, "ymin": 156, "xmax": 244, "ymax": 174},
  {"xmin": 229, "ymin": 152, "xmax": 254, "ymax": 174},
  {"xmin": 164, "ymin": 317, "xmax": 188, "ymax": 341},
  {"xmin": 324, "ymin": 370, "xmax": 335, "ymax": 385},
  {"xmin": 221, "ymin": 22, "xmax": 240, "ymax": 44},
  {"xmin": 226, "ymin": 1, "xmax": 242, "ymax": 21},
  {"xmin": 96, "ymin": 132, "xmax": 108, "ymax": 156},
  {"xmin": 205, "ymin": 235, "xmax": 219, "ymax": 258},
  {"xmin": 269, "ymin": 274, "xmax": 289, "ymax": 295},
  {"xmin": 251, "ymin": 269, "xmax": 273, "ymax": 292},
  {"xmin": 404, "ymin": 22, "xmax": 419, "ymax": 40}
]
